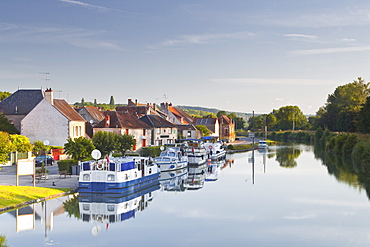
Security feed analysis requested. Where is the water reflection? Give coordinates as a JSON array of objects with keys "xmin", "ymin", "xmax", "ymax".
[
  {"xmin": 159, "ymin": 168, "xmax": 188, "ymax": 192},
  {"xmin": 274, "ymin": 144, "xmax": 302, "ymax": 168}
]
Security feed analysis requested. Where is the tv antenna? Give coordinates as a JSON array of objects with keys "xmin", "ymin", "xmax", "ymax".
[
  {"xmin": 39, "ymin": 72, "xmax": 50, "ymax": 88},
  {"xmin": 55, "ymin": 90, "xmax": 62, "ymax": 98}
]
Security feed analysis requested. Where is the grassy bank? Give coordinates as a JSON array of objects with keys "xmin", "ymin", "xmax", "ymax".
[{"xmin": 0, "ymin": 185, "xmax": 71, "ymax": 210}]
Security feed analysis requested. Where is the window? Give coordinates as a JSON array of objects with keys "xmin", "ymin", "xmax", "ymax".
[
  {"xmin": 83, "ymin": 174, "xmax": 90, "ymax": 181},
  {"xmin": 143, "ymin": 129, "xmax": 146, "ymax": 135},
  {"xmin": 107, "ymin": 174, "xmax": 115, "ymax": 181}
]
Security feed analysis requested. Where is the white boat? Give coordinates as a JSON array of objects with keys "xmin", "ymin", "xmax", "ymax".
[
  {"xmin": 185, "ymin": 163, "xmax": 207, "ymax": 190},
  {"xmin": 181, "ymin": 139, "xmax": 207, "ymax": 165},
  {"xmin": 204, "ymin": 141, "xmax": 226, "ymax": 161},
  {"xmin": 154, "ymin": 145, "xmax": 188, "ymax": 172},
  {"xmin": 258, "ymin": 140, "xmax": 269, "ymax": 149},
  {"xmin": 159, "ymin": 167, "xmax": 188, "ymax": 192},
  {"xmin": 79, "ymin": 156, "xmax": 160, "ymax": 194}
]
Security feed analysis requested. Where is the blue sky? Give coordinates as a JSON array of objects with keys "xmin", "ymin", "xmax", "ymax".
[{"xmin": 1, "ymin": 0, "xmax": 370, "ymax": 114}]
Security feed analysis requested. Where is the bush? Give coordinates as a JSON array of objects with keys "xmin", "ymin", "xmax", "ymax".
[
  {"xmin": 58, "ymin": 159, "xmax": 78, "ymax": 173},
  {"xmin": 141, "ymin": 146, "xmax": 161, "ymax": 157}
]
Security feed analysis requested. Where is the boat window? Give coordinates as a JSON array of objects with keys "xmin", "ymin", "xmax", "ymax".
[
  {"xmin": 107, "ymin": 205, "xmax": 115, "ymax": 212},
  {"xmin": 107, "ymin": 174, "xmax": 115, "ymax": 181},
  {"xmin": 169, "ymin": 152, "xmax": 175, "ymax": 157},
  {"xmin": 83, "ymin": 174, "xmax": 90, "ymax": 181},
  {"xmin": 149, "ymin": 168, "xmax": 152, "ymax": 174},
  {"xmin": 83, "ymin": 204, "xmax": 90, "ymax": 211}
]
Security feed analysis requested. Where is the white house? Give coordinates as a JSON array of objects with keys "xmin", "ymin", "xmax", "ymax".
[{"xmin": 21, "ymin": 89, "xmax": 86, "ymax": 146}]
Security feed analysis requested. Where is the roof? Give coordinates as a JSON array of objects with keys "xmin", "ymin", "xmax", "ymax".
[
  {"xmin": 116, "ymin": 105, "xmax": 158, "ymax": 117},
  {"xmin": 193, "ymin": 118, "xmax": 218, "ymax": 125},
  {"xmin": 140, "ymin": 115, "xmax": 177, "ymax": 128},
  {"xmin": 0, "ymin": 89, "xmax": 44, "ymax": 115},
  {"xmin": 53, "ymin": 99, "xmax": 86, "ymax": 122},
  {"xmin": 168, "ymin": 106, "xmax": 193, "ymax": 124},
  {"xmin": 95, "ymin": 111, "xmax": 152, "ymax": 129},
  {"xmin": 219, "ymin": 115, "xmax": 232, "ymax": 124},
  {"xmin": 176, "ymin": 124, "xmax": 197, "ymax": 131},
  {"xmin": 81, "ymin": 106, "xmax": 105, "ymax": 121}
]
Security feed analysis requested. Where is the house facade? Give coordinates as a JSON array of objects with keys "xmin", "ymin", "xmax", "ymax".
[
  {"xmin": 21, "ymin": 89, "xmax": 86, "ymax": 146},
  {"xmin": 193, "ymin": 118, "xmax": 220, "ymax": 138},
  {"xmin": 218, "ymin": 115, "xmax": 236, "ymax": 142},
  {"xmin": 140, "ymin": 114, "xmax": 178, "ymax": 146},
  {"xmin": 93, "ymin": 111, "xmax": 152, "ymax": 150}
]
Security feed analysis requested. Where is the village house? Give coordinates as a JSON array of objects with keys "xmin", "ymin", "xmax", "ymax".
[
  {"xmin": 116, "ymin": 99, "xmax": 163, "ymax": 118},
  {"xmin": 0, "ymin": 89, "xmax": 44, "ymax": 132},
  {"xmin": 160, "ymin": 102, "xmax": 198, "ymax": 139},
  {"xmin": 76, "ymin": 106, "xmax": 105, "ymax": 137},
  {"xmin": 21, "ymin": 89, "xmax": 86, "ymax": 147},
  {"xmin": 93, "ymin": 111, "xmax": 152, "ymax": 150},
  {"xmin": 218, "ymin": 115, "xmax": 236, "ymax": 142},
  {"xmin": 139, "ymin": 114, "xmax": 178, "ymax": 146},
  {"xmin": 193, "ymin": 117, "xmax": 220, "ymax": 138}
]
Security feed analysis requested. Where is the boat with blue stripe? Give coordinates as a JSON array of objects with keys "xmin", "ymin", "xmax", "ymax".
[{"xmin": 78, "ymin": 156, "xmax": 160, "ymax": 194}]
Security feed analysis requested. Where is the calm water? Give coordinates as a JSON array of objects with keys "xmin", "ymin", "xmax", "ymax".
[{"xmin": 2, "ymin": 143, "xmax": 370, "ymax": 247}]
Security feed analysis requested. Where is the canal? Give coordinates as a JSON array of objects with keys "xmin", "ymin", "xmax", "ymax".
[{"xmin": 1, "ymin": 143, "xmax": 370, "ymax": 246}]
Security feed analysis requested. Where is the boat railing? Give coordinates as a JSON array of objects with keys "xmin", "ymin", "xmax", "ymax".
[{"xmin": 81, "ymin": 160, "xmax": 136, "ymax": 172}]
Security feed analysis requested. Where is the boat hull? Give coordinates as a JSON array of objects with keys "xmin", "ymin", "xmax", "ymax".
[{"xmin": 156, "ymin": 160, "xmax": 188, "ymax": 172}]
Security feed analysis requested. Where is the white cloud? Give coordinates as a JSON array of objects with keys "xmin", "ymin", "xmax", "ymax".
[
  {"xmin": 289, "ymin": 46, "xmax": 370, "ymax": 56},
  {"xmin": 160, "ymin": 31, "xmax": 255, "ymax": 47},
  {"xmin": 284, "ymin": 34, "xmax": 318, "ymax": 41},
  {"xmin": 58, "ymin": 0, "xmax": 109, "ymax": 11}
]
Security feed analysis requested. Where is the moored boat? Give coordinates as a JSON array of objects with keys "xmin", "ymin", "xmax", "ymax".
[
  {"xmin": 78, "ymin": 156, "xmax": 160, "ymax": 194},
  {"xmin": 181, "ymin": 139, "xmax": 207, "ymax": 165},
  {"xmin": 154, "ymin": 144, "xmax": 188, "ymax": 172},
  {"xmin": 204, "ymin": 141, "xmax": 226, "ymax": 161}
]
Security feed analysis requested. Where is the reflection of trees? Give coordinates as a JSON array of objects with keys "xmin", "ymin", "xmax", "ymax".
[
  {"xmin": 275, "ymin": 146, "xmax": 301, "ymax": 168},
  {"xmin": 314, "ymin": 143, "xmax": 367, "ymax": 194},
  {"xmin": 0, "ymin": 234, "xmax": 9, "ymax": 247},
  {"xmin": 63, "ymin": 194, "xmax": 80, "ymax": 219}
]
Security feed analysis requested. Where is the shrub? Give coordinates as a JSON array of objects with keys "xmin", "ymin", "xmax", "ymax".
[
  {"xmin": 141, "ymin": 146, "xmax": 161, "ymax": 157},
  {"xmin": 58, "ymin": 159, "xmax": 78, "ymax": 173}
]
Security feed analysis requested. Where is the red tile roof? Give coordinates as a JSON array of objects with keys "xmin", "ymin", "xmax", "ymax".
[{"xmin": 54, "ymin": 99, "xmax": 86, "ymax": 122}]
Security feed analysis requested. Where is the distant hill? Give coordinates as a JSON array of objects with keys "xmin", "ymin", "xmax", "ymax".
[{"xmin": 176, "ymin": 105, "xmax": 253, "ymax": 119}]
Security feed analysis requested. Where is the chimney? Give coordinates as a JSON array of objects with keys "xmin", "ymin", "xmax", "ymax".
[
  {"xmin": 104, "ymin": 114, "xmax": 110, "ymax": 128},
  {"xmin": 135, "ymin": 99, "xmax": 138, "ymax": 106},
  {"xmin": 44, "ymin": 88, "xmax": 54, "ymax": 105}
]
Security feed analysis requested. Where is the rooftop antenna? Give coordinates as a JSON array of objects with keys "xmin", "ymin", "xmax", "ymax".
[
  {"xmin": 55, "ymin": 90, "xmax": 62, "ymax": 98},
  {"xmin": 163, "ymin": 94, "xmax": 168, "ymax": 102},
  {"xmin": 39, "ymin": 72, "xmax": 50, "ymax": 88}
]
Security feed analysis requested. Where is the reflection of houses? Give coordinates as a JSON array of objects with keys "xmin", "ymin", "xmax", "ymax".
[
  {"xmin": 160, "ymin": 102, "xmax": 198, "ymax": 139},
  {"xmin": 93, "ymin": 111, "xmax": 152, "ymax": 150},
  {"xmin": 21, "ymin": 89, "xmax": 86, "ymax": 146},
  {"xmin": 139, "ymin": 115, "xmax": 178, "ymax": 146},
  {"xmin": 0, "ymin": 89, "xmax": 44, "ymax": 132}
]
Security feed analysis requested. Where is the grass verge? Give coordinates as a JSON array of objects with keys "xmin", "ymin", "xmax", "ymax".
[{"xmin": 0, "ymin": 185, "xmax": 72, "ymax": 209}]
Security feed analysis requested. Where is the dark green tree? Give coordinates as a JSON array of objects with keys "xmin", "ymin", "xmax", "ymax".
[
  {"xmin": 117, "ymin": 134, "xmax": 136, "ymax": 155},
  {"xmin": 272, "ymin": 105, "xmax": 308, "ymax": 131},
  {"xmin": 92, "ymin": 131, "xmax": 120, "ymax": 157},
  {"xmin": 64, "ymin": 137, "xmax": 95, "ymax": 161},
  {"xmin": 195, "ymin": 125, "xmax": 211, "ymax": 136},
  {"xmin": 217, "ymin": 110, "xmax": 227, "ymax": 118},
  {"xmin": 109, "ymin": 95, "xmax": 115, "ymax": 106},
  {"xmin": 32, "ymin": 140, "xmax": 49, "ymax": 156},
  {"xmin": 0, "ymin": 114, "xmax": 18, "ymax": 134},
  {"xmin": 357, "ymin": 96, "xmax": 370, "ymax": 133}
]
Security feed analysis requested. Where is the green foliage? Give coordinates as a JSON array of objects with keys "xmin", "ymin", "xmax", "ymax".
[
  {"xmin": 9, "ymin": 134, "xmax": 32, "ymax": 153},
  {"xmin": 275, "ymin": 146, "xmax": 301, "ymax": 168},
  {"xmin": 64, "ymin": 137, "xmax": 95, "ymax": 161},
  {"xmin": 352, "ymin": 141, "xmax": 370, "ymax": 175},
  {"xmin": 357, "ymin": 95, "xmax": 370, "ymax": 133},
  {"xmin": 63, "ymin": 195, "xmax": 80, "ymax": 219},
  {"xmin": 92, "ymin": 131, "xmax": 120, "ymax": 157},
  {"xmin": 58, "ymin": 159, "xmax": 78, "ymax": 173},
  {"xmin": 0, "ymin": 114, "xmax": 18, "ymax": 134},
  {"xmin": 0, "ymin": 234, "xmax": 9, "ymax": 247},
  {"xmin": 32, "ymin": 140, "xmax": 49, "ymax": 156},
  {"xmin": 141, "ymin": 146, "xmax": 161, "ymax": 157},
  {"xmin": 0, "ymin": 132, "xmax": 13, "ymax": 164},
  {"xmin": 109, "ymin": 95, "xmax": 115, "ymax": 106},
  {"xmin": 316, "ymin": 77, "xmax": 370, "ymax": 132},
  {"xmin": 195, "ymin": 125, "xmax": 211, "ymax": 136},
  {"xmin": 0, "ymin": 91, "xmax": 11, "ymax": 101},
  {"xmin": 117, "ymin": 134, "xmax": 136, "ymax": 155}
]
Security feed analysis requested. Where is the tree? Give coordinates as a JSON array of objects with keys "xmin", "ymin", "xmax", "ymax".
[
  {"xmin": 81, "ymin": 98, "xmax": 85, "ymax": 105},
  {"xmin": 204, "ymin": 113, "xmax": 217, "ymax": 118},
  {"xmin": 32, "ymin": 140, "xmax": 49, "ymax": 157},
  {"xmin": 217, "ymin": 111, "xmax": 227, "ymax": 118},
  {"xmin": 109, "ymin": 95, "xmax": 115, "ymax": 106},
  {"xmin": 92, "ymin": 131, "xmax": 120, "ymax": 157},
  {"xmin": 0, "ymin": 131, "xmax": 14, "ymax": 164},
  {"xmin": 9, "ymin": 135, "xmax": 32, "ymax": 153},
  {"xmin": 0, "ymin": 114, "xmax": 18, "ymax": 134},
  {"xmin": 117, "ymin": 134, "xmax": 136, "ymax": 155},
  {"xmin": 0, "ymin": 91, "xmax": 11, "ymax": 101},
  {"xmin": 316, "ymin": 77, "xmax": 370, "ymax": 132},
  {"xmin": 272, "ymin": 105, "xmax": 308, "ymax": 131},
  {"xmin": 195, "ymin": 125, "xmax": 211, "ymax": 136},
  {"xmin": 356, "ymin": 96, "xmax": 370, "ymax": 133},
  {"xmin": 64, "ymin": 137, "xmax": 95, "ymax": 161}
]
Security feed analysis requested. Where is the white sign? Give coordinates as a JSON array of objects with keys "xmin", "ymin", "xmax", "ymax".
[{"xmin": 18, "ymin": 159, "xmax": 34, "ymax": 175}]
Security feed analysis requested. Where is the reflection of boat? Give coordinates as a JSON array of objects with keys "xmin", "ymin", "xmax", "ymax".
[
  {"xmin": 204, "ymin": 141, "xmax": 226, "ymax": 161},
  {"xmin": 79, "ymin": 182, "xmax": 160, "ymax": 233},
  {"xmin": 79, "ymin": 156, "xmax": 160, "ymax": 194},
  {"xmin": 159, "ymin": 167, "xmax": 188, "ymax": 192},
  {"xmin": 154, "ymin": 144, "xmax": 188, "ymax": 172},
  {"xmin": 185, "ymin": 163, "xmax": 207, "ymax": 190},
  {"xmin": 205, "ymin": 160, "xmax": 223, "ymax": 182},
  {"xmin": 181, "ymin": 139, "xmax": 207, "ymax": 165},
  {"xmin": 258, "ymin": 140, "xmax": 268, "ymax": 149}
]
